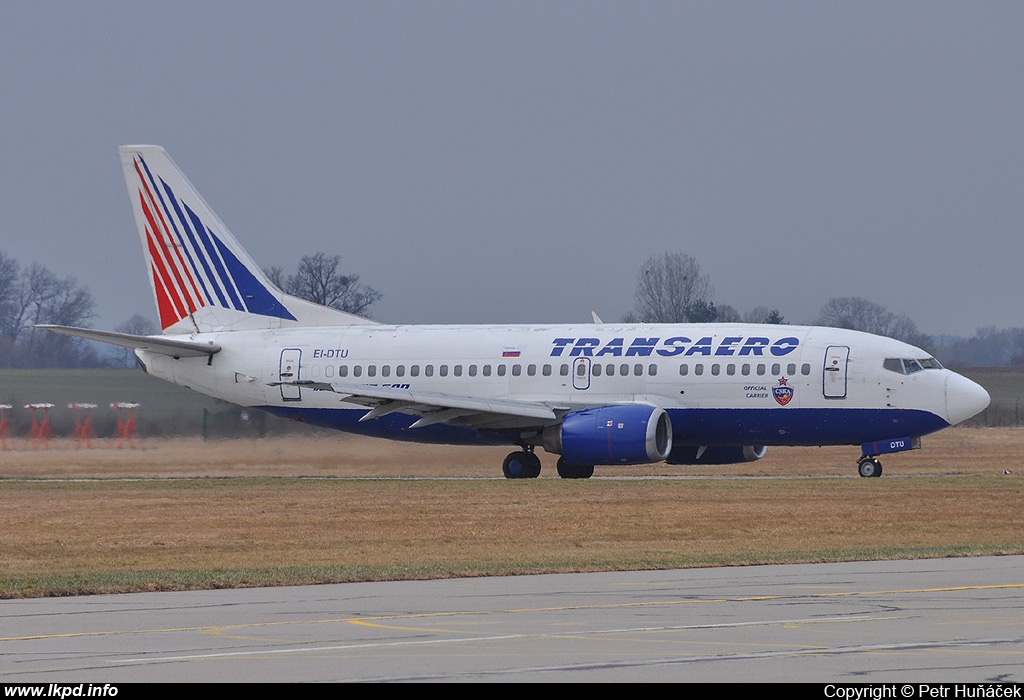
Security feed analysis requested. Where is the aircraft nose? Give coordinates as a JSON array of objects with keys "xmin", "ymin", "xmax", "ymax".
[{"xmin": 945, "ymin": 372, "xmax": 990, "ymax": 425}]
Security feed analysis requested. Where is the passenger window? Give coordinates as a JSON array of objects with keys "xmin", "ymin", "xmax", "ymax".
[
  {"xmin": 353, "ymin": 366, "xmax": 362, "ymax": 377},
  {"xmin": 679, "ymin": 364, "xmax": 688, "ymax": 376},
  {"xmin": 649, "ymin": 364, "xmax": 657, "ymax": 376},
  {"xmin": 787, "ymin": 364, "xmax": 796, "ymax": 375},
  {"xmin": 339, "ymin": 365, "xmax": 348, "ymax": 377},
  {"xmin": 440, "ymin": 365, "xmax": 449, "ymax": 377},
  {"xmin": 560, "ymin": 364, "xmax": 569, "ymax": 376},
  {"xmin": 528, "ymin": 364, "xmax": 537, "ymax": 376},
  {"xmin": 469, "ymin": 365, "xmax": 477, "ymax": 377},
  {"xmin": 726, "ymin": 364, "xmax": 736, "ymax": 376},
  {"xmin": 593, "ymin": 364, "xmax": 602, "ymax": 377},
  {"xmin": 634, "ymin": 364, "xmax": 643, "ymax": 376},
  {"xmin": 325, "ymin": 365, "xmax": 335, "ymax": 378},
  {"xmin": 483, "ymin": 365, "xmax": 491, "ymax": 376},
  {"xmin": 381, "ymin": 365, "xmax": 390, "ymax": 377},
  {"xmin": 756, "ymin": 364, "xmax": 765, "ymax": 376},
  {"xmin": 694, "ymin": 364, "xmax": 704, "ymax": 376},
  {"xmin": 498, "ymin": 365, "xmax": 507, "ymax": 377},
  {"xmin": 410, "ymin": 365, "xmax": 420, "ymax": 377},
  {"xmin": 711, "ymin": 364, "xmax": 720, "ymax": 376},
  {"xmin": 425, "ymin": 365, "xmax": 434, "ymax": 377},
  {"xmin": 741, "ymin": 364, "xmax": 750, "ymax": 376},
  {"xmin": 396, "ymin": 365, "xmax": 405, "ymax": 377},
  {"xmin": 512, "ymin": 365, "xmax": 522, "ymax": 376},
  {"xmin": 543, "ymin": 364, "xmax": 552, "ymax": 376},
  {"xmin": 453, "ymin": 365, "xmax": 462, "ymax": 377},
  {"xmin": 801, "ymin": 363, "xmax": 811, "ymax": 375}
]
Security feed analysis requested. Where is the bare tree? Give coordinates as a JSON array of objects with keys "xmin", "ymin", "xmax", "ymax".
[
  {"xmin": 266, "ymin": 253, "xmax": 382, "ymax": 317},
  {"xmin": 114, "ymin": 313, "xmax": 159, "ymax": 367},
  {"xmin": 633, "ymin": 252, "xmax": 715, "ymax": 323},
  {"xmin": 744, "ymin": 306, "xmax": 786, "ymax": 324},
  {"xmin": 0, "ymin": 255, "xmax": 99, "ymax": 367},
  {"xmin": 0, "ymin": 252, "xmax": 21, "ymax": 341},
  {"xmin": 23, "ymin": 265, "xmax": 97, "ymax": 367},
  {"xmin": 816, "ymin": 297, "xmax": 931, "ymax": 349},
  {"xmin": 715, "ymin": 303, "xmax": 741, "ymax": 323}
]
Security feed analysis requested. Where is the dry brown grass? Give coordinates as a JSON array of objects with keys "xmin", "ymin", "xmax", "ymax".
[{"xmin": 0, "ymin": 428, "xmax": 1021, "ymax": 597}]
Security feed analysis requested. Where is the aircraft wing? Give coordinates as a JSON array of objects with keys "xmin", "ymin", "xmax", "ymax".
[
  {"xmin": 278, "ymin": 381, "xmax": 561, "ymax": 429},
  {"xmin": 36, "ymin": 325, "xmax": 221, "ymax": 358}
]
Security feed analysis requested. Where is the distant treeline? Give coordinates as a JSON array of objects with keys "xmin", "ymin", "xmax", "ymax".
[{"xmin": 931, "ymin": 327, "xmax": 1024, "ymax": 368}]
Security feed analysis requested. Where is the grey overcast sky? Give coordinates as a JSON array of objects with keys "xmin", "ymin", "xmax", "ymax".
[{"xmin": 2, "ymin": 2, "xmax": 1022, "ymax": 338}]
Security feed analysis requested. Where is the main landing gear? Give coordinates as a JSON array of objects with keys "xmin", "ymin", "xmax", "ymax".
[
  {"xmin": 556, "ymin": 458, "xmax": 594, "ymax": 479},
  {"xmin": 502, "ymin": 449, "xmax": 542, "ymax": 479},
  {"xmin": 857, "ymin": 456, "xmax": 883, "ymax": 478},
  {"xmin": 501, "ymin": 450, "xmax": 595, "ymax": 479}
]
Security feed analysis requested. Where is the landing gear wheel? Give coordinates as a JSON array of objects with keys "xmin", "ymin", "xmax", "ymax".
[
  {"xmin": 556, "ymin": 458, "xmax": 594, "ymax": 479},
  {"xmin": 857, "ymin": 457, "xmax": 883, "ymax": 478},
  {"xmin": 502, "ymin": 451, "xmax": 541, "ymax": 479}
]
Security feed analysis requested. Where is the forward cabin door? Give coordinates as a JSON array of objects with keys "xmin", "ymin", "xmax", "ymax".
[
  {"xmin": 823, "ymin": 345, "xmax": 850, "ymax": 399},
  {"xmin": 279, "ymin": 348, "xmax": 302, "ymax": 401}
]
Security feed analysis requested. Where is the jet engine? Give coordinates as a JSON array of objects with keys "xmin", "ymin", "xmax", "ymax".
[
  {"xmin": 542, "ymin": 405, "xmax": 672, "ymax": 466},
  {"xmin": 666, "ymin": 444, "xmax": 768, "ymax": 465}
]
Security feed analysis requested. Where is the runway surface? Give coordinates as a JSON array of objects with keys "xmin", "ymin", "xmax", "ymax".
[{"xmin": 2, "ymin": 556, "xmax": 1022, "ymax": 683}]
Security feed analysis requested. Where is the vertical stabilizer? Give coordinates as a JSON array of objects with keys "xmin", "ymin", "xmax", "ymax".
[{"xmin": 119, "ymin": 145, "xmax": 376, "ymax": 333}]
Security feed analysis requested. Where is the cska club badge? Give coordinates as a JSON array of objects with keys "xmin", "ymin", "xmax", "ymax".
[{"xmin": 773, "ymin": 377, "xmax": 794, "ymax": 406}]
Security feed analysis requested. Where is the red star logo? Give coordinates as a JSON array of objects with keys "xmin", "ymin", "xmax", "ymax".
[{"xmin": 778, "ymin": 377, "xmax": 788, "ymax": 386}]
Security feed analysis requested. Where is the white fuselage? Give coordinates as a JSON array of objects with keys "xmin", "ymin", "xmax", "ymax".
[{"xmin": 137, "ymin": 322, "xmax": 986, "ymax": 450}]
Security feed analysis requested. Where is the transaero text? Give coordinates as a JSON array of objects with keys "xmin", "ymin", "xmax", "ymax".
[{"xmin": 550, "ymin": 336, "xmax": 800, "ymax": 358}]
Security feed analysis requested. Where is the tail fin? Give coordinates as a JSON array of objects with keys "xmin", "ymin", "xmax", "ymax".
[{"xmin": 119, "ymin": 145, "xmax": 376, "ymax": 334}]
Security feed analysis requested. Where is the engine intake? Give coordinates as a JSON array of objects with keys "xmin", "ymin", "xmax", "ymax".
[{"xmin": 542, "ymin": 405, "xmax": 672, "ymax": 466}]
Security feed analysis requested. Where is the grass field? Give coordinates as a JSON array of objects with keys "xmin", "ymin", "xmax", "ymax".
[
  {"xmin": 0, "ymin": 427, "xmax": 1021, "ymax": 599},
  {"xmin": 0, "ymin": 368, "xmax": 1021, "ymax": 599},
  {"xmin": 960, "ymin": 367, "xmax": 1024, "ymax": 426}
]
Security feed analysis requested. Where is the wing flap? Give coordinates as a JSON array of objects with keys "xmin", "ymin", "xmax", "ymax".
[{"xmin": 277, "ymin": 381, "xmax": 559, "ymax": 428}]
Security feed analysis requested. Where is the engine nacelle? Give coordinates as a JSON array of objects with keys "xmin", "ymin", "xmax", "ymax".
[
  {"xmin": 666, "ymin": 444, "xmax": 768, "ymax": 465},
  {"xmin": 542, "ymin": 405, "xmax": 672, "ymax": 466}
]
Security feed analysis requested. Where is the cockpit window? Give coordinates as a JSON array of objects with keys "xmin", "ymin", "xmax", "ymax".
[
  {"xmin": 883, "ymin": 358, "xmax": 903, "ymax": 373},
  {"xmin": 884, "ymin": 357, "xmax": 944, "ymax": 374}
]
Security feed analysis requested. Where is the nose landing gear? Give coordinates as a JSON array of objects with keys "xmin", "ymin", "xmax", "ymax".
[{"xmin": 857, "ymin": 456, "xmax": 883, "ymax": 478}]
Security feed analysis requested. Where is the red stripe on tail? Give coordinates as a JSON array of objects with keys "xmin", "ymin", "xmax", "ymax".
[{"xmin": 132, "ymin": 159, "xmax": 204, "ymax": 313}]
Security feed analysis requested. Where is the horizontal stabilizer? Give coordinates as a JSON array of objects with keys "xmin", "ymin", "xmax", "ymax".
[{"xmin": 36, "ymin": 324, "xmax": 221, "ymax": 358}]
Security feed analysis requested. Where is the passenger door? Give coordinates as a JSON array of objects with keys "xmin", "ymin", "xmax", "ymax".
[
  {"xmin": 279, "ymin": 348, "xmax": 302, "ymax": 401},
  {"xmin": 823, "ymin": 346, "xmax": 849, "ymax": 399}
]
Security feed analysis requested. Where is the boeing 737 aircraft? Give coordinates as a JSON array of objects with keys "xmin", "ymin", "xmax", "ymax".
[{"xmin": 41, "ymin": 145, "xmax": 990, "ymax": 479}]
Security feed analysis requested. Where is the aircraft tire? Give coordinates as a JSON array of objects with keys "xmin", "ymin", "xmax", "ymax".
[
  {"xmin": 857, "ymin": 457, "xmax": 883, "ymax": 478},
  {"xmin": 503, "ymin": 451, "xmax": 541, "ymax": 479},
  {"xmin": 556, "ymin": 458, "xmax": 594, "ymax": 479}
]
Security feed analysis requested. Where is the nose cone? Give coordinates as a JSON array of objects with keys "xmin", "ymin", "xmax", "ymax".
[{"xmin": 945, "ymin": 372, "xmax": 990, "ymax": 425}]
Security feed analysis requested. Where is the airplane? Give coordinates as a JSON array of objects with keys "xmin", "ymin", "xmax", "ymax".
[{"xmin": 40, "ymin": 145, "xmax": 991, "ymax": 479}]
